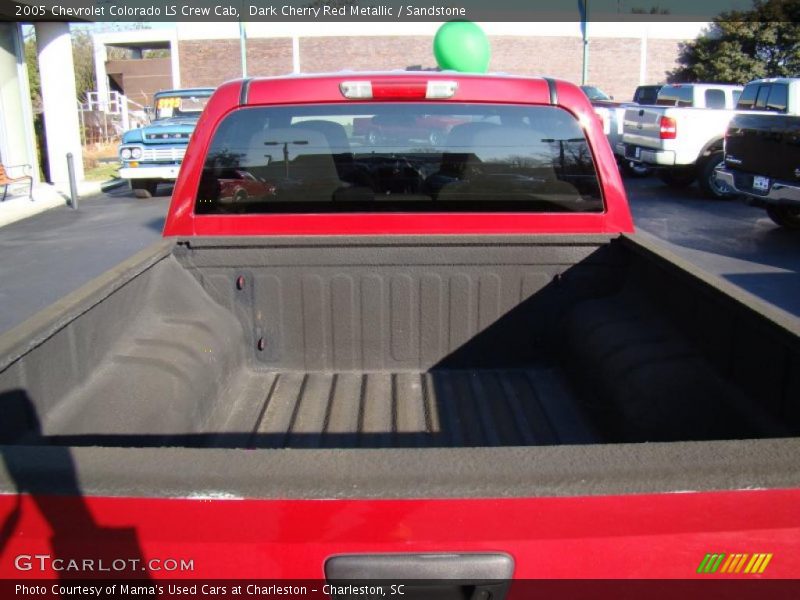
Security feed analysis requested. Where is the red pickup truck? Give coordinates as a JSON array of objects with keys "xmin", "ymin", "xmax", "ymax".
[{"xmin": 1, "ymin": 72, "xmax": 799, "ymax": 596}]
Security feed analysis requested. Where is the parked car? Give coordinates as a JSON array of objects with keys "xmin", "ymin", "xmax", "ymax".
[
  {"xmin": 587, "ymin": 85, "xmax": 651, "ymax": 177},
  {"xmin": 2, "ymin": 73, "xmax": 799, "ymax": 581},
  {"xmin": 620, "ymin": 83, "xmax": 743, "ymax": 198},
  {"xmin": 580, "ymin": 85, "xmax": 614, "ymax": 103},
  {"xmin": 593, "ymin": 104, "xmax": 651, "ymax": 178},
  {"xmin": 714, "ymin": 79, "xmax": 800, "ymax": 229},
  {"xmin": 118, "ymin": 87, "xmax": 214, "ymax": 198}
]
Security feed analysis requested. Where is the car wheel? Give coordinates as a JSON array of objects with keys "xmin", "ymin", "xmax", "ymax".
[
  {"xmin": 766, "ymin": 206, "xmax": 800, "ymax": 230},
  {"xmin": 657, "ymin": 168, "xmax": 695, "ymax": 189},
  {"xmin": 131, "ymin": 180, "xmax": 158, "ymax": 199},
  {"xmin": 620, "ymin": 160, "xmax": 651, "ymax": 178},
  {"xmin": 367, "ymin": 130, "xmax": 380, "ymax": 145},
  {"xmin": 697, "ymin": 152, "xmax": 736, "ymax": 200},
  {"xmin": 234, "ymin": 189, "xmax": 248, "ymax": 203}
]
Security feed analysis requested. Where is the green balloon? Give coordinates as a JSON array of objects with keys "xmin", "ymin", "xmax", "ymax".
[{"xmin": 433, "ymin": 21, "xmax": 491, "ymax": 73}]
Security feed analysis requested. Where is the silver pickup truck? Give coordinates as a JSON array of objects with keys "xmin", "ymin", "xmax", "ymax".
[{"xmin": 620, "ymin": 83, "xmax": 743, "ymax": 198}]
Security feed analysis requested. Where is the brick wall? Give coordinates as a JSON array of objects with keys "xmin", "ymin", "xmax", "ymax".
[
  {"xmin": 298, "ymin": 36, "xmax": 433, "ymax": 72},
  {"xmin": 179, "ymin": 40, "xmax": 242, "ymax": 87},
  {"xmin": 586, "ymin": 38, "xmax": 641, "ymax": 102},
  {"xmin": 178, "ymin": 35, "xmax": 689, "ymax": 101},
  {"xmin": 646, "ymin": 38, "xmax": 687, "ymax": 87},
  {"xmin": 246, "ymin": 39, "xmax": 294, "ymax": 77}
]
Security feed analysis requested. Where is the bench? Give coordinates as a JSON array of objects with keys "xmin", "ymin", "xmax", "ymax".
[{"xmin": 1, "ymin": 163, "xmax": 33, "ymax": 201}]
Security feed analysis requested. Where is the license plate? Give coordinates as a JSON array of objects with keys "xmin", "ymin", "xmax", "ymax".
[{"xmin": 753, "ymin": 175, "xmax": 770, "ymax": 192}]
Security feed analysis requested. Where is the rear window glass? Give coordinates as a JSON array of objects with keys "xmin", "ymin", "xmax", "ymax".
[
  {"xmin": 766, "ymin": 84, "xmax": 788, "ymax": 112},
  {"xmin": 635, "ymin": 86, "xmax": 659, "ymax": 105},
  {"xmin": 656, "ymin": 86, "xmax": 693, "ymax": 107},
  {"xmin": 704, "ymin": 89, "xmax": 726, "ymax": 109},
  {"xmin": 194, "ymin": 103, "xmax": 603, "ymax": 214},
  {"xmin": 754, "ymin": 85, "xmax": 771, "ymax": 109},
  {"xmin": 736, "ymin": 84, "xmax": 759, "ymax": 110}
]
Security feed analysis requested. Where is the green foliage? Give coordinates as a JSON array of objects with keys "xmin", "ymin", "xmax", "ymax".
[
  {"xmin": 23, "ymin": 35, "xmax": 40, "ymax": 109},
  {"xmin": 669, "ymin": 0, "xmax": 800, "ymax": 84}
]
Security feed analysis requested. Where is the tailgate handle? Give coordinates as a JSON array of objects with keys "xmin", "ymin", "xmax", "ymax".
[{"xmin": 325, "ymin": 553, "xmax": 513, "ymax": 600}]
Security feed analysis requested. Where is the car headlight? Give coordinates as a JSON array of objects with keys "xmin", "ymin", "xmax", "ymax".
[
  {"xmin": 131, "ymin": 147, "xmax": 143, "ymax": 159},
  {"xmin": 120, "ymin": 148, "xmax": 132, "ymax": 160}
]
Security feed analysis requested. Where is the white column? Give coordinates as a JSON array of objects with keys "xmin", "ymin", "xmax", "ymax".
[
  {"xmin": 170, "ymin": 30, "xmax": 181, "ymax": 88},
  {"xmin": 35, "ymin": 22, "xmax": 84, "ymax": 183},
  {"xmin": 93, "ymin": 37, "xmax": 109, "ymax": 106}
]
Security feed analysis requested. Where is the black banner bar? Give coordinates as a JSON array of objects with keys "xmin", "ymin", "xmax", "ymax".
[{"xmin": 0, "ymin": 0, "xmax": 780, "ymax": 23}]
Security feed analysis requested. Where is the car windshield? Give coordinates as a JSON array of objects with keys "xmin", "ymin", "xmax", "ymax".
[
  {"xmin": 155, "ymin": 94, "xmax": 211, "ymax": 120},
  {"xmin": 194, "ymin": 103, "xmax": 604, "ymax": 214}
]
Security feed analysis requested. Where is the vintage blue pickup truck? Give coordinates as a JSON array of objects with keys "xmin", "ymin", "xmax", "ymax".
[{"xmin": 118, "ymin": 87, "xmax": 214, "ymax": 198}]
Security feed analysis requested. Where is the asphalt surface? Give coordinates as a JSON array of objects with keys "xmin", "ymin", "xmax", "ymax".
[
  {"xmin": 627, "ymin": 177, "xmax": 800, "ymax": 318},
  {"xmin": 0, "ymin": 183, "xmax": 169, "ymax": 334},
  {"xmin": 0, "ymin": 177, "xmax": 798, "ymax": 335}
]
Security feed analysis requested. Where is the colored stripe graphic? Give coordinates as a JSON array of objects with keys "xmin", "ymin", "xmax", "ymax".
[
  {"xmin": 697, "ymin": 553, "xmax": 725, "ymax": 573},
  {"xmin": 703, "ymin": 553, "xmax": 773, "ymax": 575}
]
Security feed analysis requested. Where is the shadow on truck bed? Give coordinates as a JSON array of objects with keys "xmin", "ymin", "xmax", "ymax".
[{"xmin": 0, "ymin": 235, "xmax": 797, "ymax": 452}]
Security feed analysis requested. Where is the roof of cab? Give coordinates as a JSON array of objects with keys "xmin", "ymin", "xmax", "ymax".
[{"xmin": 240, "ymin": 71, "xmax": 558, "ymax": 107}]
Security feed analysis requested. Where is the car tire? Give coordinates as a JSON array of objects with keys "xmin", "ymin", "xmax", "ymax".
[
  {"xmin": 620, "ymin": 160, "xmax": 651, "ymax": 178},
  {"xmin": 697, "ymin": 153, "xmax": 737, "ymax": 200},
  {"xmin": 131, "ymin": 180, "xmax": 158, "ymax": 199},
  {"xmin": 234, "ymin": 189, "xmax": 248, "ymax": 203},
  {"xmin": 657, "ymin": 168, "xmax": 695, "ymax": 189},
  {"xmin": 367, "ymin": 130, "xmax": 380, "ymax": 145},
  {"xmin": 766, "ymin": 206, "xmax": 800, "ymax": 231}
]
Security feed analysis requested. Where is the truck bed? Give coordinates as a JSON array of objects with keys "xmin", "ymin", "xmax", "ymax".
[
  {"xmin": 2, "ymin": 234, "xmax": 797, "ymax": 457},
  {"xmin": 218, "ymin": 367, "xmax": 595, "ymax": 449}
]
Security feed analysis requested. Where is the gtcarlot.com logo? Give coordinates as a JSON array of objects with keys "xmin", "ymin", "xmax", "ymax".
[
  {"xmin": 14, "ymin": 554, "xmax": 194, "ymax": 573},
  {"xmin": 697, "ymin": 552, "xmax": 773, "ymax": 575}
]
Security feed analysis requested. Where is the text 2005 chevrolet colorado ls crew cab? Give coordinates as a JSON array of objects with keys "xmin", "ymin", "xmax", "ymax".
[{"xmin": 1, "ymin": 73, "xmax": 799, "ymax": 593}]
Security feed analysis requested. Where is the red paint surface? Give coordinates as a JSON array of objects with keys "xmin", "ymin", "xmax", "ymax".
[
  {"xmin": 2, "ymin": 489, "xmax": 798, "ymax": 579},
  {"xmin": 163, "ymin": 74, "xmax": 634, "ymax": 237}
]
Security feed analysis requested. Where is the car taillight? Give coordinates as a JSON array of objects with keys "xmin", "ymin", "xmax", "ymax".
[
  {"xmin": 659, "ymin": 116, "xmax": 677, "ymax": 139},
  {"xmin": 339, "ymin": 80, "xmax": 458, "ymax": 100}
]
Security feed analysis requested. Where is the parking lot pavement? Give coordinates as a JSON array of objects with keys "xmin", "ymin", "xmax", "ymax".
[
  {"xmin": 0, "ymin": 176, "xmax": 797, "ymax": 336},
  {"xmin": 0, "ymin": 184, "xmax": 171, "ymax": 335},
  {"xmin": 627, "ymin": 177, "xmax": 800, "ymax": 318}
]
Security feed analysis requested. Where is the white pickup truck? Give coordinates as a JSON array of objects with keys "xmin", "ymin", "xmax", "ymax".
[{"xmin": 619, "ymin": 83, "xmax": 743, "ymax": 198}]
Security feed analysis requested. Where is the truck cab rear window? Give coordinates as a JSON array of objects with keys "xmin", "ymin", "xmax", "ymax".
[{"xmin": 194, "ymin": 103, "xmax": 603, "ymax": 214}]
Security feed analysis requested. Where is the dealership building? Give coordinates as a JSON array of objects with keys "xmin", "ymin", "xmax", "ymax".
[
  {"xmin": 94, "ymin": 21, "xmax": 706, "ymax": 105},
  {"xmin": 0, "ymin": 20, "xmax": 705, "ymax": 222}
]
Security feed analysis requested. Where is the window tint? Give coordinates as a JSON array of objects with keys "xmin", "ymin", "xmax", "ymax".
[
  {"xmin": 736, "ymin": 84, "xmax": 759, "ymax": 110},
  {"xmin": 635, "ymin": 86, "xmax": 660, "ymax": 105},
  {"xmin": 656, "ymin": 86, "xmax": 693, "ymax": 107},
  {"xmin": 704, "ymin": 89, "xmax": 726, "ymax": 109},
  {"xmin": 766, "ymin": 84, "xmax": 788, "ymax": 112},
  {"xmin": 754, "ymin": 84, "xmax": 771, "ymax": 109},
  {"xmin": 195, "ymin": 103, "xmax": 603, "ymax": 215}
]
